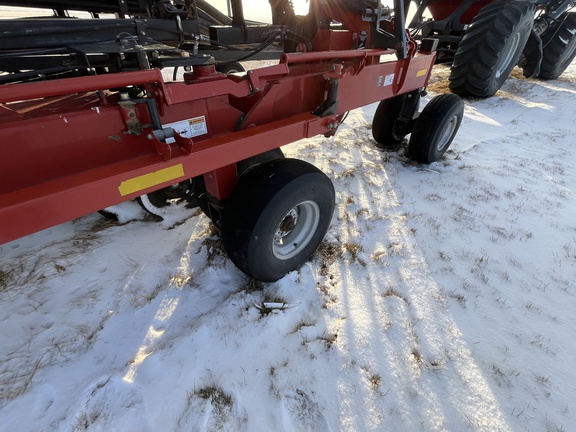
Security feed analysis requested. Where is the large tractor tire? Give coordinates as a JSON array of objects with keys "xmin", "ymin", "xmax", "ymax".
[
  {"xmin": 449, "ymin": 0, "xmax": 535, "ymax": 98},
  {"xmin": 538, "ymin": 13, "xmax": 576, "ymax": 80}
]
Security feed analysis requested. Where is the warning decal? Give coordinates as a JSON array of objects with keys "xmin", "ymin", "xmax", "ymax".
[{"xmin": 164, "ymin": 116, "xmax": 208, "ymax": 143}]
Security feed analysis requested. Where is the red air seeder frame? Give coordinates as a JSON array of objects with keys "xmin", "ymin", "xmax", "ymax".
[{"xmin": 0, "ymin": 5, "xmax": 437, "ymax": 244}]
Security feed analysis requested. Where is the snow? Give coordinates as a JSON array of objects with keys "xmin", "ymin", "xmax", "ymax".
[{"xmin": 1, "ymin": 63, "xmax": 576, "ymax": 432}]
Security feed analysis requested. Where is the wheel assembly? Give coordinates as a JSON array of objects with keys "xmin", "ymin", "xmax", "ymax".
[
  {"xmin": 372, "ymin": 94, "xmax": 408, "ymax": 146},
  {"xmin": 220, "ymin": 158, "xmax": 335, "ymax": 282},
  {"xmin": 408, "ymin": 94, "xmax": 464, "ymax": 164},
  {"xmin": 236, "ymin": 148, "xmax": 285, "ymax": 177},
  {"xmin": 539, "ymin": 12, "xmax": 576, "ymax": 80},
  {"xmin": 197, "ymin": 148, "xmax": 285, "ymax": 224},
  {"xmin": 449, "ymin": 0, "xmax": 535, "ymax": 98},
  {"xmin": 136, "ymin": 178, "xmax": 200, "ymax": 218}
]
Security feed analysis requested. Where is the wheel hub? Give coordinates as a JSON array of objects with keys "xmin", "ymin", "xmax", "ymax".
[
  {"xmin": 272, "ymin": 201, "xmax": 320, "ymax": 260},
  {"xmin": 436, "ymin": 114, "xmax": 459, "ymax": 152},
  {"xmin": 275, "ymin": 209, "xmax": 298, "ymax": 241}
]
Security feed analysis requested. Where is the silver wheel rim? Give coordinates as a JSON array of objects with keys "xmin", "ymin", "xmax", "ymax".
[
  {"xmin": 495, "ymin": 31, "xmax": 522, "ymax": 79},
  {"xmin": 436, "ymin": 114, "xmax": 459, "ymax": 152},
  {"xmin": 272, "ymin": 200, "xmax": 320, "ymax": 260}
]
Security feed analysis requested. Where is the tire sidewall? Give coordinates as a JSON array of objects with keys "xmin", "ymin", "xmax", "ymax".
[
  {"xmin": 198, "ymin": 149, "xmax": 285, "ymax": 224},
  {"xmin": 426, "ymin": 106, "xmax": 461, "ymax": 162},
  {"xmin": 540, "ymin": 13, "xmax": 576, "ymax": 79},
  {"xmin": 372, "ymin": 94, "xmax": 406, "ymax": 146},
  {"xmin": 490, "ymin": 17, "xmax": 533, "ymax": 93},
  {"xmin": 236, "ymin": 148, "xmax": 285, "ymax": 178},
  {"xmin": 221, "ymin": 159, "xmax": 335, "ymax": 282},
  {"xmin": 409, "ymin": 95, "xmax": 464, "ymax": 163},
  {"xmin": 246, "ymin": 173, "xmax": 334, "ymax": 281},
  {"xmin": 449, "ymin": 1, "xmax": 535, "ymax": 97}
]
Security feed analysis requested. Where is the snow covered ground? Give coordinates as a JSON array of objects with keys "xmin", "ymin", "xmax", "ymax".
[{"xmin": 1, "ymin": 61, "xmax": 576, "ymax": 431}]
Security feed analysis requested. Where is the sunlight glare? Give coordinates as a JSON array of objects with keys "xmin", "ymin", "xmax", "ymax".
[
  {"xmin": 123, "ymin": 297, "xmax": 180, "ymax": 383},
  {"xmin": 292, "ymin": 0, "xmax": 310, "ymax": 15}
]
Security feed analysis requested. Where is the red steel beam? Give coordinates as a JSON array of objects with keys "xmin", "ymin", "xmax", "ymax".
[
  {"xmin": 0, "ymin": 69, "xmax": 165, "ymax": 104},
  {"xmin": 0, "ymin": 50, "xmax": 437, "ymax": 245},
  {"xmin": 0, "ymin": 112, "xmax": 329, "ymax": 244}
]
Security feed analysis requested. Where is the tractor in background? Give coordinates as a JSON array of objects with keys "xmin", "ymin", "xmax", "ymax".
[{"xmin": 408, "ymin": 0, "xmax": 576, "ymax": 97}]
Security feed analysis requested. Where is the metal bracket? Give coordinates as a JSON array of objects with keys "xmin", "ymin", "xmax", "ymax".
[
  {"xmin": 393, "ymin": 89, "xmax": 424, "ymax": 139},
  {"xmin": 313, "ymin": 79, "xmax": 339, "ymax": 117},
  {"xmin": 313, "ymin": 64, "xmax": 344, "ymax": 117},
  {"xmin": 117, "ymin": 0, "xmax": 130, "ymax": 18}
]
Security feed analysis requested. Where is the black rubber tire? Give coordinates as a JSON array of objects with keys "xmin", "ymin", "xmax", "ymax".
[
  {"xmin": 449, "ymin": 0, "xmax": 535, "ymax": 98},
  {"xmin": 236, "ymin": 148, "xmax": 285, "ymax": 177},
  {"xmin": 98, "ymin": 209, "xmax": 119, "ymax": 221},
  {"xmin": 137, "ymin": 178, "xmax": 199, "ymax": 217},
  {"xmin": 538, "ymin": 13, "xmax": 576, "ymax": 80},
  {"xmin": 408, "ymin": 94, "xmax": 464, "ymax": 164},
  {"xmin": 221, "ymin": 158, "xmax": 335, "ymax": 282},
  {"xmin": 216, "ymin": 62, "xmax": 245, "ymax": 75},
  {"xmin": 372, "ymin": 94, "xmax": 407, "ymax": 146},
  {"xmin": 197, "ymin": 148, "xmax": 285, "ymax": 224}
]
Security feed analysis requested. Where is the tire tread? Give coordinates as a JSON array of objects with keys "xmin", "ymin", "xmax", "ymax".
[{"xmin": 449, "ymin": 0, "xmax": 535, "ymax": 97}]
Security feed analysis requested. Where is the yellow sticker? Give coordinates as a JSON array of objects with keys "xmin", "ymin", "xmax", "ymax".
[
  {"xmin": 118, "ymin": 164, "xmax": 184, "ymax": 196},
  {"xmin": 416, "ymin": 69, "xmax": 428, "ymax": 77}
]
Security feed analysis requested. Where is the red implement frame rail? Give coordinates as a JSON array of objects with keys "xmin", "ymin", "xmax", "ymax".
[{"xmin": 0, "ymin": 30, "xmax": 437, "ymax": 245}]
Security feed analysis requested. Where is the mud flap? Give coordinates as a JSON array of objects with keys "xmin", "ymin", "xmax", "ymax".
[{"xmin": 519, "ymin": 30, "xmax": 543, "ymax": 77}]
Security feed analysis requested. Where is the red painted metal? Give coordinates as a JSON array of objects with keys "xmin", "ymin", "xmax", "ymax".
[
  {"xmin": 319, "ymin": 3, "xmax": 374, "ymax": 48},
  {"xmin": 427, "ymin": 0, "xmax": 491, "ymax": 23},
  {"xmin": 0, "ymin": 69, "xmax": 165, "ymax": 104},
  {"xmin": 0, "ymin": 24, "xmax": 437, "ymax": 245},
  {"xmin": 311, "ymin": 29, "xmax": 356, "ymax": 51}
]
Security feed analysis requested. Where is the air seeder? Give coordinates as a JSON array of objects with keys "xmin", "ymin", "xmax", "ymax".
[{"xmin": 0, "ymin": 0, "xmax": 464, "ymax": 281}]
